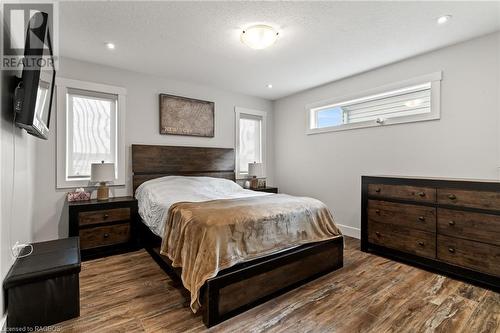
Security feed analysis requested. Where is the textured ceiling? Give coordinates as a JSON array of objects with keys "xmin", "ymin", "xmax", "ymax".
[{"xmin": 59, "ymin": 1, "xmax": 500, "ymax": 100}]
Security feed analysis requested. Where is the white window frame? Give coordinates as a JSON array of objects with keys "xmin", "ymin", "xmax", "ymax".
[
  {"xmin": 306, "ymin": 71, "xmax": 442, "ymax": 135},
  {"xmin": 56, "ymin": 77, "xmax": 126, "ymax": 189},
  {"xmin": 235, "ymin": 107, "xmax": 267, "ymax": 180}
]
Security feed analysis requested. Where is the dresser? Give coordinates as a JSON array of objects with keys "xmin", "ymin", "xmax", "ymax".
[
  {"xmin": 69, "ymin": 197, "xmax": 138, "ymax": 260},
  {"xmin": 362, "ymin": 176, "xmax": 500, "ymax": 291}
]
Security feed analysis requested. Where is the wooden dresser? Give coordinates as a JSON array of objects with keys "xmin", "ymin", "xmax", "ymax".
[
  {"xmin": 69, "ymin": 197, "xmax": 138, "ymax": 260},
  {"xmin": 362, "ymin": 176, "xmax": 500, "ymax": 291}
]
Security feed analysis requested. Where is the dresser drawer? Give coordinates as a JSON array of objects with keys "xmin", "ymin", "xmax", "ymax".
[
  {"xmin": 438, "ymin": 209, "xmax": 500, "ymax": 246},
  {"xmin": 79, "ymin": 223, "xmax": 130, "ymax": 250},
  {"xmin": 368, "ymin": 184, "xmax": 436, "ymax": 203},
  {"xmin": 437, "ymin": 235, "xmax": 500, "ymax": 277},
  {"xmin": 368, "ymin": 200, "xmax": 436, "ymax": 232},
  {"xmin": 437, "ymin": 188, "xmax": 500, "ymax": 211},
  {"xmin": 79, "ymin": 208, "xmax": 131, "ymax": 226},
  {"xmin": 368, "ymin": 221, "xmax": 436, "ymax": 259}
]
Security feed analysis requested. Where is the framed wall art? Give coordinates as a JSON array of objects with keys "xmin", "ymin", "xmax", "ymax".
[{"xmin": 159, "ymin": 93, "xmax": 215, "ymax": 137}]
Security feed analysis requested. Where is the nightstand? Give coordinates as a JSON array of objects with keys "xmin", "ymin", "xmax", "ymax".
[
  {"xmin": 252, "ymin": 187, "xmax": 278, "ymax": 194},
  {"xmin": 68, "ymin": 196, "xmax": 138, "ymax": 260}
]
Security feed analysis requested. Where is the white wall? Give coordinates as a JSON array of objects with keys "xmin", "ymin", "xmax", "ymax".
[
  {"xmin": 32, "ymin": 57, "xmax": 274, "ymax": 241},
  {"xmin": 273, "ymin": 32, "xmax": 500, "ymax": 238},
  {"xmin": 0, "ymin": 65, "xmax": 37, "ymax": 316}
]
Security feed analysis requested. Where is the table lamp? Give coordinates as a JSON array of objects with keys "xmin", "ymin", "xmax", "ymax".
[
  {"xmin": 91, "ymin": 161, "xmax": 115, "ymax": 201},
  {"xmin": 248, "ymin": 162, "xmax": 263, "ymax": 189}
]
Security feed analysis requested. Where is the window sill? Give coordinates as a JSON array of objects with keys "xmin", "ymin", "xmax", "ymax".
[{"xmin": 56, "ymin": 180, "xmax": 125, "ymax": 190}]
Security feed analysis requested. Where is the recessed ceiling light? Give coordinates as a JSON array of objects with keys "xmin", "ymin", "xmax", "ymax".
[
  {"xmin": 241, "ymin": 25, "xmax": 279, "ymax": 50},
  {"xmin": 105, "ymin": 42, "xmax": 115, "ymax": 50},
  {"xmin": 267, "ymin": 84, "xmax": 273, "ymax": 89},
  {"xmin": 437, "ymin": 15, "xmax": 452, "ymax": 25}
]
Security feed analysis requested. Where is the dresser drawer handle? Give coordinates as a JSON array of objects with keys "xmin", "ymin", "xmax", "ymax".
[
  {"xmin": 375, "ymin": 209, "xmax": 381, "ymax": 215},
  {"xmin": 375, "ymin": 188, "xmax": 381, "ymax": 193},
  {"xmin": 448, "ymin": 247, "xmax": 455, "ymax": 253},
  {"xmin": 417, "ymin": 192, "xmax": 426, "ymax": 197},
  {"xmin": 418, "ymin": 216, "xmax": 425, "ymax": 222},
  {"xmin": 417, "ymin": 241, "xmax": 425, "ymax": 247},
  {"xmin": 103, "ymin": 214, "xmax": 110, "ymax": 219},
  {"xmin": 448, "ymin": 194, "xmax": 457, "ymax": 200},
  {"xmin": 448, "ymin": 220, "xmax": 455, "ymax": 226},
  {"xmin": 375, "ymin": 232, "xmax": 381, "ymax": 237},
  {"xmin": 103, "ymin": 233, "xmax": 110, "ymax": 238}
]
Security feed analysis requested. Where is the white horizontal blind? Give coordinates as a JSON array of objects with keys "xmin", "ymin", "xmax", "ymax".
[
  {"xmin": 343, "ymin": 83, "xmax": 431, "ymax": 124},
  {"xmin": 313, "ymin": 82, "xmax": 432, "ymax": 129},
  {"xmin": 66, "ymin": 88, "xmax": 118, "ymax": 179}
]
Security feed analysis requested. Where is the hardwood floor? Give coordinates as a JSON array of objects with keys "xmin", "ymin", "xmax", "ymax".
[{"xmin": 58, "ymin": 237, "xmax": 499, "ymax": 332}]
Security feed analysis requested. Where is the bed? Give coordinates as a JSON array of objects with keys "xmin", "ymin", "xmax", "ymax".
[{"xmin": 132, "ymin": 144, "xmax": 344, "ymax": 327}]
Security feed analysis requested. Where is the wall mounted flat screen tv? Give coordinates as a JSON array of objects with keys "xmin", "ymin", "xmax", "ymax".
[{"xmin": 14, "ymin": 11, "xmax": 56, "ymax": 140}]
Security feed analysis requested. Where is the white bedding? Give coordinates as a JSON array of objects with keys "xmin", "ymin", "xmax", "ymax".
[{"xmin": 135, "ymin": 176, "xmax": 271, "ymax": 236}]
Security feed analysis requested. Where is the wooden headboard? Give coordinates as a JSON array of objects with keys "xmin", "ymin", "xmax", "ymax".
[{"xmin": 131, "ymin": 144, "xmax": 235, "ymax": 192}]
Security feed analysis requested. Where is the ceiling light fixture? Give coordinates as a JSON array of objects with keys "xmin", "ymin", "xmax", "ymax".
[
  {"xmin": 267, "ymin": 84, "xmax": 273, "ymax": 89},
  {"xmin": 241, "ymin": 25, "xmax": 279, "ymax": 50},
  {"xmin": 105, "ymin": 42, "xmax": 116, "ymax": 50},
  {"xmin": 437, "ymin": 15, "xmax": 452, "ymax": 25}
]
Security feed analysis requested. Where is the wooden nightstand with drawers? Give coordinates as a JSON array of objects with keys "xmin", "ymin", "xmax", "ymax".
[{"xmin": 69, "ymin": 196, "xmax": 138, "ymax": 260}]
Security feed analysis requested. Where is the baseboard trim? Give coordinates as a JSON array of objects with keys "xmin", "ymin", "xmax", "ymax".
[{"xmin": 337, "ymin": 224, "xmax": 360, "ymax": 239}]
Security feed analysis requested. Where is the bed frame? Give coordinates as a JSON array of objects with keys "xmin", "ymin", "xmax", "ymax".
[{"xmin": 132, "ymin": 144, "xmax": 344, "ymax": 327}]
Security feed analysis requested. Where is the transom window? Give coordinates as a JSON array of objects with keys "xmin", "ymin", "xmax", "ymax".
[{"xmin": 307, "ymin": 72, "xmax": 441, "ymax": 134}]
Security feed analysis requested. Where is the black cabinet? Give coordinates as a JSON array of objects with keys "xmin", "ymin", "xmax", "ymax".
[{"xmin": 3, "ymin": 237, "xmax": 81, "ymax": 329}]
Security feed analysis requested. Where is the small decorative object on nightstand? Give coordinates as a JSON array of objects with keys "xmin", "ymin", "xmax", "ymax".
[
  {"xmin": 248, "ymin": 162, "xmax": 263, "ymax": 189},
  {"xmin": 91, "ymin": 161, "xmax": 115, "ymax": 201},
  {"xmin": 252, "ymin": 186, "xmax": 278, "ymax": 194},
  {"xmin": 68, "ymin": 196, "xmax": 138, "ymax": 260}
]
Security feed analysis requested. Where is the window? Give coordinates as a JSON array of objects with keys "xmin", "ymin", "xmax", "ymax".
[
  {"xmin": 307, "ymin": 72, "xmax": 442, "ymax": 134},
  {"xmin": 235, "ymin": 107, "xmax": 267, "ymax": 179},
  {"xmin": 57, "ymin": 78, "xmax": 126, "ymax": 188}
]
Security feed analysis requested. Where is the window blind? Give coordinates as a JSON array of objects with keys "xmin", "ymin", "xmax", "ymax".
[{"xmin": 313, "ymin": 82, "xmax": 432, "ymax": 128}]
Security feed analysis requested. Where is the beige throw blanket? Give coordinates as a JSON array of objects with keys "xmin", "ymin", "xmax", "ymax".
[{"xmin": 160, "ymin": 194, "xmax": 342, "ymax": 312}]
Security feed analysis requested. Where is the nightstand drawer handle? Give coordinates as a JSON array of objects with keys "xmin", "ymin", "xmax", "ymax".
[
  {"xmin": 449, "ymin": 220, "xmax": 455, "ymax": 226},
  {"xmin": 448, "ymin": 247, "xmax": 455, "ymax": 253},
  {"xmin": 448, "ymin": 194, "xmax": 457, "ymax": 200},
  {"xmin": 375, "ymin": 232, "xmax": 381, "ymax": 237},
  {"xmin": 417, "ymin": 192, "xmax": 426, "ymax": 197},
  {"xmin": 103, "ymin": 214, "xmax": 109, "ymax": 219},
  {"xmin": 418, "ymin": 241, "xmax": 425, "ymax": 247},
  {"xmin": 375, "ymin": 209, "xmax": 381, "ymax": 215},
  {"xmin": 103, "ymin": 233, "xmax": 110, "ymax": 238},
  {"xmin": 375, "ymin": 188, "xmax": 381, "ymax": 193},
  {"xmin": 418, "ymin": 216, "xmax": 425, "ymax": 222}
]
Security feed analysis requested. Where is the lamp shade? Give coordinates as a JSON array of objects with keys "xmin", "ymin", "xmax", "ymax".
[
  {"xmin": 248, "ymin": 162, "xmax": 263, "ymax": 178},
  {"xmin": 90, "ymin": 162, "xmax": 115, "ymax": 183}
]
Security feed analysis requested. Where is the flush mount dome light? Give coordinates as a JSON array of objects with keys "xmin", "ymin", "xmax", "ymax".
[{"xmin": 241, "ymin": 25, "xmax": 279, "ymax": 50}]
